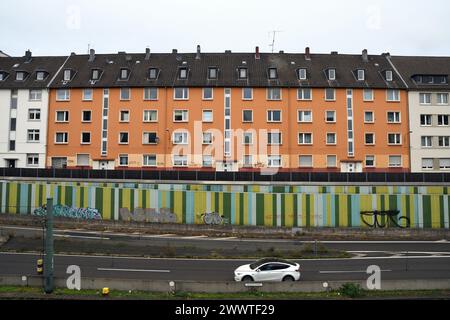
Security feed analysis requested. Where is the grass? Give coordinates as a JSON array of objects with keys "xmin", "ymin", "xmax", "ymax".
[{"xmin": 0, "ymin": 285, "xmax": 448, "ymax": 300}]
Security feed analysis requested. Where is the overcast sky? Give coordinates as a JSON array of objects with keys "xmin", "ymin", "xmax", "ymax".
[{"xmin": 1, "ymin": 0, "xmax": 449, "ymax": 57}]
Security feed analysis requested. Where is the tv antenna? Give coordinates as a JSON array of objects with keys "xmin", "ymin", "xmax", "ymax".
[{"xmin": 269, "ymin": 30, "xmax": 283, "ymax": 53}]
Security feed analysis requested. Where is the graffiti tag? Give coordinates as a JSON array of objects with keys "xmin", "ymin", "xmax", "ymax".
[
  {"xmin": 201, "ymin": 212, "xmax": 227, "ymax": 225},
  {"xmin": 32, "ymin": 205, "xmax": 102, "ymax": 220},
  {"xmin": 360, "ymin": 210, "xmax": 410, "ymax": 228},
  {"xmin": 119, "ymin": 208, "xmax": 177, "ymax": 223}
]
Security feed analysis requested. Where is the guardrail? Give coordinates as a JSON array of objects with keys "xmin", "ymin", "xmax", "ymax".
[{"xmin": 0, "ymin": 168, "xmax": 449, "ymax": 183}]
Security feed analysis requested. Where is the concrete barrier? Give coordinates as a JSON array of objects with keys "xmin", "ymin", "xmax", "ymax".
[{"xmin": 1, "ymin": 275, "xmax": 449, "ymax": 293}]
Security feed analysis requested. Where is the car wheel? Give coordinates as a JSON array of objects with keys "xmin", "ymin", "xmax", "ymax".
[
  {"xmin": 242, "ymin": 276, "xmax": 254, "ymax": 282},
  {"xmin": 282, "ymin": 276, "xmax": 295, "ymax": 282}
]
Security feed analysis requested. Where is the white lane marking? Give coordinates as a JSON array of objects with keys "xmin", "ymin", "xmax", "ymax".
[
  {"xmin": 98, "ymin": 268, "xmax": 170, "ymax": 273},
  {"xmin": 213, "ymin": 237, "xmax": 238, "ymax": 241},
  {"xmin": 348, "ymin": 251, "xmax": 450, "ymax": 255},
  {"xmin": 142, "ymin": 234, "xmax": 177, "ymax": 238},
  {"xmin": 182, "ymin": 235, "xmax": 208, "ymax": 239},
  {"xmin": 320, "ymin": 269, "xmax": 392, "ymax": 274},
  {"xmin": 435, "ymin": 240, "xmax": 448, "ymax": 243},
  {"xmin": 55, "ymin": 234, "xmax": 110, "ymax": 240}
]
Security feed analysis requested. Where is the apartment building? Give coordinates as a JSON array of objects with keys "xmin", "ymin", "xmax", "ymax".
[
  {"xmin": 391, "ymin": 56, "xmax": 450, "ymax": 172},
  {"xmin": 0, "ymin": 51, "xmax": 67, "ymax": 168},
  {"xmin": 45, "ymin": 47, "xmax": 411, "ymax": 172}
]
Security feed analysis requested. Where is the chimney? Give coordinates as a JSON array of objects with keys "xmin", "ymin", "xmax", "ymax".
[
  {"xmin": 88, "ymin": 49, "xmax": 95, "ymax": 62},
  {"xmin": 331, "ymin": 51, "xmax": 338, "ymax": 55},
  {"xmin": 195, "ymin": 45, "xmax": 201, "ymax": 60},
  {"xmin": 362, "ymin": 49, "xmax": 368, "ymax": 62},
  {"xmin": 145, "ymin": 48, "xmax": 151, "ymax": 60},
  {"xmin": 279, "ymin": 50, "xmax": 284, "ymax": 54},
  {"xmin": 305, "ymin": 47, "xmax": 311, "ymax": 60},
  {"xmin": 255, "ymin": 46, "xmax": 260, "ymax": 60},
  {"xmin": 382, "ymin": 52, "xmax": 391, "ymax": 58},
  {"xmin": 225, "ymin": 50, "xmax": 232, "ymax": 53},
  {"xmin": 25, "ymin": 50, "xmax": 32, "ymax": 62},
  {"xmin": 172, "ymin": 49, "xmax": 178, "ymax": 54}
]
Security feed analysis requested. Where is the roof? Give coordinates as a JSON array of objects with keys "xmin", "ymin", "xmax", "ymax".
[
  {"xmin": 0, "ymin": 50, "xmax": 10, "ymax": 57},
  {"xmin": 390, "ymin": 56, "xmax": 450, "ymax": 90},
  {"xmin": 0, "ymin": 55, "xmax": 68, "ymax": 89}
]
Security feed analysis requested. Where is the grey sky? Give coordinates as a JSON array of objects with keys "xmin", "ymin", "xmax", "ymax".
[{"xmin": 1, "ymin": 0, "xmax": 449, "ymax": 57}]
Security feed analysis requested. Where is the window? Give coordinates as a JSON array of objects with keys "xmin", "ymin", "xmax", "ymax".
[
  {"xmin": 438, "ymin": 136, "xmax": 450, "ymax": 147},
  {"xmin": 389, "ymin": 155, "xmax": 402, "ymax": 167},
  {"xmin": 76, "ymin": 154, "xmax": 89, "ymax": 166},
  {"xmin": 439, "ymin": 158, "xmax": 450, "ymax": 170},
  {"xmin": 326, "ymin": 133, "xmax": 336, "ymax": 145},
  {"xmin": 173, "ymin": 131, "xmax": 188, "ymax": 144},
  {"xmin": 238, "ymin": 68, "xmax": 247, "ymax": 79},
  {"xmin": 386, "ymin": 70, "xmax": 393, "ymax": 82},
  {"xmin": 178, "ymin": 68, "xmax": 188, "ymax": 79},
  {"xmin": 365, "ymin": 155, "xmax": 375, "ymax": 167},
  {"xmin": 120, "ymin": 88, "xmax": 130, "ymax": 100},
  {"xmin": 242, "ymin": 110, "xmax": 253, "ymax": 122},
  {"xmin": 143, "ymin": 154, "xmax": 157, "ymax": 167},
  {"xmin": 148, "ymin": 68, "xmax": 158, "ymax": 80},
  {"xmin": 387, "ymin": 90, "xmax": 400, "ymax": 102},
  {"xmin": 173, "ymin": 110, "xmax": 188, "ymax": 122},
  {"xmin": 82, "ymin": 110, "xmax": 92, "ymax": 122},
  {"xmin": 202, "ymin": 132, "xmax": 213, "ymax": 145},
  {"xmin": 364, "ymin": 111, "xmax": 374, "ymax": 123},
  {"xmin": 422, "ymin": 158, "xmax": 434, "ymax": 170},
  {"xmin": 144, "ymin": 88, "xmax": 158, "ymax": 100},
  {"xmin": 56, "ymin": 89, "xmax": 70, "ymax": 101},
  {"xmin": 357, "ymin": 69, "xmax": 365, "ymax": 81},
  {"xmin": 202, "ymin": 155, "xmax": 213, "ymax": 167},
  {"xmin": 243, "ymin": 155, "xmax": 253, "ymax": 167},
  {"xmin": 420, "ymin": 114, "xmax": 432, "ymax": 126},
  {"xmin": 297, "ymin": 88, "xmax": 312, "ymax": 100},
  {"xmin": 54, "ymin": 132, "xmax": 67, "ymax": 144},
  {"xmin": 299, "ymin": 155, "xmax": 313, "ymax": 167},
  {"xmin": 63, "ymin": 69, "xmax": 72, "ymax": 81},
  {"xmin": 437, "ymin": 93, "xmax": 449, "ymax": 105},
  {"xmin": 56, "ymin": 111, "xmax": 69, "ymax": 122},
  {"xmin": 325, "ymin": 111, "xmax": 336, "ymax": 122},
  {"xmin": 119, "ymin": 132, "xmax": 129, "ymax": 144},
  {"xmin": 10, "ymin": 118, "xmax": 16, "ymax": 131},
  {"xmin": 143, "ymin": 132, "xmax": 158, "ymax": 144},
  {"xmin": 298, "ymin": 133, "xmax": 312, "ymax": 144},
  {"xmin": 363, "ymin": 89, "xmax": 374, "ymax": 101},
  {"xmin": 16, "ymin": 71, "xmax": 25, "ymax": 81},
  {"xmin": 29, "ymin": 90, "xmax": 42, "ymax": 101},
  {"xmin": 327, "ymin": 155, "xmax": 337, "ymax": 167},
  {"xmin": 242, "ymin": 88, "xmax": 253, "ymax": 100},
  {"xmin": 298, "ymin": 110, "xmax": 312, "ymax": 122},
  {"xmin": 298, "ymin": 68, "xmax": 307, "ymax": 80},
  {"xmin": 91, "ymin": 69, "xmax": 100, "ymax": 80},
  {"xmin": 268, "ymin": 68, "xmax": 278, "ymax": 79},
  {"xmin": 143, "ymin": 110, "xmax": 158, "ymax": 122},
  {"xmin": 267, "ymin": 110, "xmax": 281, "ymax": 122},
  {"xmin": 267, "ymin": 88, "xmax": 281, "ymax": 100},
  {"xmin": 387, "ymin": 112, "xmax": 401, "ymax": 123},
  {"xmin": 388, "ymin": 133, "xmax": 402, "ymax": 145},
  {"xmin": 421, "ymin": 136, "xmax": 432, "ymax": 147},
  {"xmin": 36, "ymin": 71, "xmax": 45, "ymax": 81},
  {"xmin": 174, "ymin": 87, "xmax": 189, "ymax": 100},
  {"xmin": 0, "ymin": 72, "xmax": 6, "ymax": 81},
  {"xmin": 268, "ymin": 155, "xmax": 282, "ymax": 168},
  {"xmin": 203, "ymin": 88, "xmax": 213, "ymax": 100},
  {"xmin": 325, "ymin": 88, "xmax": 335, "ymax": 101},
  {"xmin": 120, "ymin": 110, "xmax": 130, "ymax": 122},
  {"xmin": 120, "ymin": 68, "xmax": 129, "ymax": 80},
  {"xmin": 208, "ymin": 67, "xmax": 218, "ymax": 79},
  {"xmin": 119, "ymin": 155, "xmax": 128, "ymax": 166},
  {"xmin": 365, "ymin": 133, "xmax": 375, "ymax": 145},
  {"xmin": 268, "ymin": 132, "xmax": 282, "ymax": 145},
  {"xmin": 328, "ymin": 69, "xmax": 336, "ymax": 80},
  {"xmin": 202, "ymin": 110, "xmax": 213, "ymax": 122},
  {"xmin": 419, "ymin": 93, "xmax": 431, "ymax": 105},
  {"xmin": 83, "ymin": 89, "xmax": 93, "ymax": 101},
  {"xmin": 9, "ymin": 140, "xmax": 15, "ymax": 151},
  {"xmin": 435, "ymin": 115, "xmax": 449, "ymax": 127},
  {"xmin": 173, "ymin": 155, "xmax": 188, "ymax": 167},
  {"xmin": 243, "ymin": 132, "xmax": 253, "ymax": 145},
  {"xmin": 26, "ymin": 154, "xmax": 39, "ymax": 167},
  {"xmin": 81, "ymin": 132, "xmax": 91, "ymax": 144},
  {"xmin": 28, "ymin": 109, "xmax": 41, "ymax": 121}
]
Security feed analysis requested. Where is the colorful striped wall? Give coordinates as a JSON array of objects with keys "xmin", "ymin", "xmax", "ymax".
[{"xmin": 0, "ymin": 180, "xmax": 448, "ymax": 229}]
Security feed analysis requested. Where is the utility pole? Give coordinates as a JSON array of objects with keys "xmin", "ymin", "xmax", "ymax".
[{"xmin": 44, "ymin": 198, "xmax": 54, "ymax": 294}]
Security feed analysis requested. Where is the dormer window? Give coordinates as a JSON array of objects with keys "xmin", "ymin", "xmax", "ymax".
[
  {"xmin": 148, "ymin": 68, "xmax": 159, "ymax": 80},
  {"xmin": 238, "ymin": 67, "xmax": 248, "ymax": 79},
  {"xmin": 357, "ymin": 69, "xmax": 365, "ymax": 81},
  {"xmin": 179, "ymin": 67, "xmax": 188, "ymax": 79},
  {"xmin": 0, "ymin": 71, "xmax": 8, "ymax": 81},
  {"xmin": 268, "ymin": 68, "xmax": 278, "ymax": 79},
  {"xmin": 16, "ymin": 71, "xmax": 27, "ymax": 81},
  {"xmin": 91, "ymin": 69, "xmax": 101, "ymax": 80},
  {"xmin": 327, "ymin": 69, "xmax": 336, "ymax": 80},
  {"xmin": 208, "ymin": 67, "xmax": 218, "ymax": 80},
  {"xmin": 36, "ymin": 71, "xmax": 46, "ymax": 81},
  {"xmin": 386, "ymin": 70, "xmax": 393, "ymax": 82},
  {"xmin": 63, "ymin": 69, "xmax": 72, "ymax": 81},
  {"xmin": 119, "ymin": 68, "xmax": 129, "ymax": 80},
  {"xmin": 298, "ymin": 68, "xmax": 307, "ymax": 80}
]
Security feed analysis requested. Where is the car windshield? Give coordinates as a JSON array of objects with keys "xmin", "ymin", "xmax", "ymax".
[{"xmin": 249, "ymin": 258, "xmax": 296, "ymax": 270}]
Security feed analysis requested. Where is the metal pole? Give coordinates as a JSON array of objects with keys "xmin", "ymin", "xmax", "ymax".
[{"xmin": 44, "ymin": 198, "xmax": 54, "ymax": 294}]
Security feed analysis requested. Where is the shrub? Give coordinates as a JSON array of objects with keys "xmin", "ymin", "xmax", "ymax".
[{"xmin": 339, "ymin": 283, "xmax": 365, "ymax": 298}]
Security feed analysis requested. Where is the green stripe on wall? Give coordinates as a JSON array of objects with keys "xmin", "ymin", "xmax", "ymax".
[
  {"xmin": 96, "ymin": 188, "xmax": 103, "ymax": 216},
  {"xmin": 65, "ymin": 186, "xmax": 73, "ymax": 207},
  {"xmin": 293, "ymin": 194, "xmax": 298, "ymax": 227},
  {"xmin": 347, "ymin": 196, "xmax": 352, "ymax": 227},
  {"xmin": 239, "ymin": 193, "xmax": 244, "ymax": 226},
  {"xmin": 281, "ymin": 194, "xmax": 285, "ymax": 227},
  {"xmin": 223, "ymin": 193, "xmax": 231, "ymax": 223},
  {"xmin": 256, "ymin": 194, "xmax": 264, "ymax": 226},
  {"xmin": 334, "ymin": 195, "xmax": 339, "ymax": 227},
  {"xmin": 423, "ymin": 195, "xmax": 431, "ymax": 228},
  {"xmin": 272, "ymin": 195, "xmax": 277, "ymax": 227},
  {"xmin": 305, "ymin": 195, "xmax": 310, "ymax": 227}
]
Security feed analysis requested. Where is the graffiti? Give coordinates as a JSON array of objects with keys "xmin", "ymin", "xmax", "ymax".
[
  {"xmin": 360, "ymin": 210, "xmax": 410, "ymax": 228},
  {"xmin": 201, "ymin": 212, "xmax": 226, "ymax": 225},
  {"xmin": 119, "ymin": 207, "xmax": 177, "ymax": 223},
  {"xmin": 32, "ymin": 204, "xmax": 102, "ymax": 220}
]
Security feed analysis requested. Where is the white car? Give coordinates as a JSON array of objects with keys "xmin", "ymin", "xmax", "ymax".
[{"xmin": 234, "ymin": 258, "xmax": 301, "ymax": 282}]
